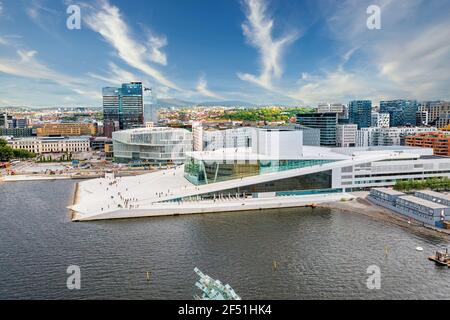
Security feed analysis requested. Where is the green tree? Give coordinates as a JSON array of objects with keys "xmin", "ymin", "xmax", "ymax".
[
  {"xmin": 0, "ymin": 138, "xmax": 7, "ymax": 148},
  {"xmin": 0, "ymin": 146, "xmax": 14, "ymax": 162}
]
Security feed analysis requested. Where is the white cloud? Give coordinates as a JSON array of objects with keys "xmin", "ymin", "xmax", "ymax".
[
  {"xmin": 0, "ymin": 50, "xmax": 101, "ymax": 101},
  {"xmin": 148, "ymin": 34, "xmax": 168, "ymax": 66},
  {"xmin": 84, "ymin": 0, "xmax": 181, "ymax": 91},
  {"xmin": 237, "ymin": 0, "xmax": 298, "ymax": 90},
  {"xmin": 196, "ymin": 76, "xmax": 223, "ymax": 100}
]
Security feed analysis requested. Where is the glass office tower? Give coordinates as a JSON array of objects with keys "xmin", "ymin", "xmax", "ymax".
[
  {"xmin": 296, "ymin": 113, "xmax": 338, "ymax": 146},
  {"xmin": 348, "ymin": 100, "xmax": 372, "ymax": 129},
  {"xmin": 380, "ymin": 100, "xmax": 419, "ymax": 127},
  {"xmin": 103, "ymin": 82, "xmax": 144, "ymax": 137}
]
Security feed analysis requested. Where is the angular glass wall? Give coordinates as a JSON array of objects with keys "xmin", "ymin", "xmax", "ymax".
[{"xmin": 184, "ymin": 157, "xmax": 336, "ymax": 185}]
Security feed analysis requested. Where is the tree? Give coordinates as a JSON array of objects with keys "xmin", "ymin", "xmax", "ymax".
[
  {"xmin": 0, "ymin": 146, "xmax": 14, "ymax": 162},
  {"xmin": 12, "ymin": 149, "xmax": 35, "ymax": 160},
  {"xmin": 0, "ymin": 139, "xmax": 7, "ymax": 148}
]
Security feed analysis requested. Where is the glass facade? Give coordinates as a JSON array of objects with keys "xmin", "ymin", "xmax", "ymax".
[
  {"xmin": 184, "ymin": 157, "xmax": 336, "ymax": 185},
  {"xmin": 296, "ymin": 113, "xmax": 338, "ymax": 146},
  {"xmin": 380, "ymin": 100, "xmax": 419, "ymax": 127},
  {"xmin": 349, "ymin": 100, "xmax": 372, "ymax": 129},
  {"xmin": 103, "ymin": 82, "xmax": 144, "ymax": 134},
  {"xmin": 181, "ymin": 171, "xmax": 333, "ymax": 201}
]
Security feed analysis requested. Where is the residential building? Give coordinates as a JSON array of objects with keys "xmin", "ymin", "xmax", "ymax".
[
  {"xmin": 356, "ymin": 127, "xmax": 437, "ymax": 147},
  {"xmin": 406, "ymin": 132, "xmax": 450, "ymax": 156},
  {"xmin": 420, "ymin": 101, "xmax": 450, "ymax": 125},
  {"xmin": 371, "ymin": 112, "xmax": 390, "ymax": 128},
  {"xmin": 103, "ymin": 82, "xmax": 144, "ymax": 137},
  {"xmin": 112, "ymin": 127, "xmax": 193, "ymax": 164},
  {"xmin": 336, "ymin": 124, "xmax": 357, "ymax": 147},
  {"xmin": 36, "ymin": 123, "xmax": 98, "ymax": 137},
  {"xmin": 349, "ymin": 100, "xmax": 372, "ymax": 129},
  {"xmin": 7, "ymin": 137, "xmax": 91, "ymax": 154},
  {"xmin": 296, "ymin": 112, "xmax": 338, "ymax": 146}
]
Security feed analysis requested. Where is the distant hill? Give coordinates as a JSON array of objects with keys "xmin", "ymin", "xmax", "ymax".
[{"xmin": 154, "ymin": 98, "xmax": 256, "ymax": 108}]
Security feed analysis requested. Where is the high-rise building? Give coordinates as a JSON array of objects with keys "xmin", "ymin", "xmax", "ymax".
[
  {"xmin": 296, "ymin": 113, "xmax": 338, "ymax": 146},
  {"xmin": 380, "ymin": 100, "xmax": 419, "ymax": 127},
  {"xmin": 349, "ymin": 100, "xmax": 372, "ymax": 129},
  {"xmin": 103, "ymin": 82, "xmax": 144, "ymax": 137},
  {"xmin": 416, "ymin": 111, "xmax": 429, "ymax": 126}
]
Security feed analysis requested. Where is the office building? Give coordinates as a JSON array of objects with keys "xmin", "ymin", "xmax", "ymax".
[
  {"xmin": 36, "ymin": 123, "xmax": 98, "ymax": 137},
  {"xmin": 112, "ymin": 127, "xmax": 193, "ymax": 164},
  {"xmin": 103, "ymin": 82, "xmax": 144, "ymax": 137},
  {"xmin": 336, "ymin": 124, "xmax": 357, "ymax": 147},
  {"xmin": 416, "ymin": 111, "xmax": 429, "ymax": 126},
  {"xmin": 7, "ymin": 137, "xmax": 91, "ymax": 154},
  {"xmin": 380, "ymin": 100, "xmax": 419, "ymax": 127},
  {"xmin": 371, "ymin": 112, "xmax": 390, "ymax": 128},
  {"xmin": 349, "ymin": 100, "xmax": 372, "ymax": 129},
  {"xmin": 296, "ymin": 113, "xmax": 338, "ymax": 146},
  {"xmin": 420, "ymin": 101, "xmax": 450, "ymax": 125}
]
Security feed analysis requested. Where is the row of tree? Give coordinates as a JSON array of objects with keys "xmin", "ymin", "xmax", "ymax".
[
  {"xmin": 220, "ymin": 107, "xmax": 314, "ymax": 122},
  {"xmin": 394, "ymin": 177, "xmax": 450, "ymax": 192},
  {"xmin": 0, "ymin": 139, "xmax": 36, "ymax": 162}
]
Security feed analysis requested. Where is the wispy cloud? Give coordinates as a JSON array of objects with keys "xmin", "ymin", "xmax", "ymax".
[
  {"xmin": 148, "ymin": 34, "xmax": 168, "ymax": 66},
  {"xmin": 196, "ymin": 75, "xmax": 223, "ymax": 99},
  {"xmin": 237, "ymin": 0, "xmax": 298, "ymax": 90},
  {"xmin": 84, "ymin": 0, "xmax": 181, "ymax": 91},
  {"xmin": 0, "ymin": 49, "xmax": 101, "ymax": 101}
]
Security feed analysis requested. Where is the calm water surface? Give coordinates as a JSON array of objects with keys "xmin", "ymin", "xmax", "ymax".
[{"xmin": 0, "ymin": 180, "xmax": 449, "ymax": 299}]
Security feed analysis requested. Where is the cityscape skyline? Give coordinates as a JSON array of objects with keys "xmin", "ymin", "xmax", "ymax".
[{"xmin": 0, "ymin": 0, "xmax": 450, "ymax": 108}]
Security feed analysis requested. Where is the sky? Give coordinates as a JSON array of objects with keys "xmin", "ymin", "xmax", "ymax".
[{"xmin": 0, "ymin": 0, "xmax": 449, "ymax": 107}]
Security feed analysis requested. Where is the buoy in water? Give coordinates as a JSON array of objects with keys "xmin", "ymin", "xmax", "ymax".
[{"xmin": 416, "ymin": 247, "xmax": 424, "ymax": 252}]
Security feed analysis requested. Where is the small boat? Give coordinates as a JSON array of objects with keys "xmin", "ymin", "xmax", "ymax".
[{"xmin": 428, "ymin": 248, "xmax": 450, "ymax": 267}]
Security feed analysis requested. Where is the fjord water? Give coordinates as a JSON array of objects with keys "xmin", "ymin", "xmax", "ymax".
[{"xmin": 0, "ymin": 180, "xmax": 449, "ymax": 299}]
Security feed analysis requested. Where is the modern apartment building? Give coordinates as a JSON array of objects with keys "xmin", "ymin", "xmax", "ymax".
[
  {"xmin": 419, "ymin": 101, "xmax": 450, "ymax": 125},
  {"xmin": 357, "ymin": 127, "xmax": 437, "ymax": 147},
  {"xmin": 103, "ymin": 82, "xmax": 144, "ymax": 137},
  {"xmin": 36, "ymin": 123, "xmax": 98, "ymax": 137},
  {"xmin": 7, "ymin": 137, "xmax": 91, "ymax": 154},
  {"xmin": 349, "ymin": 100, "xmax": 372, "ymax": 129},
  {"xmin": 296, "ymin": 113, "xmax": 338, "ymax": 146},
  {"xmin": 406, "ymin": 132, "xmax": 450, "ymax": 156}
]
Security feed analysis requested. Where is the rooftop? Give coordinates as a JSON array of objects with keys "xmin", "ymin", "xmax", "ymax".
[
  {"xmin": 372, "ymin": 187, "xmax": 405, "ymax": 196},
  {"xmin": 416, "ymin": 190, "xmax": 450, "ymax": 201},
  {"xmin": 399, "ymin": 195, "xmax": 449, "ymax": 209}
]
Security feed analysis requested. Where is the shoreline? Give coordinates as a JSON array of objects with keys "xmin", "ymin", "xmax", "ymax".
[{"xmin": 319, "ymin": 197, "xmax": 450, "ymax": 241}]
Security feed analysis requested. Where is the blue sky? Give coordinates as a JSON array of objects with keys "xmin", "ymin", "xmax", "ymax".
[{"xmin": 0, "ymin": 0, "xmax": 449, "ymax": 107}]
